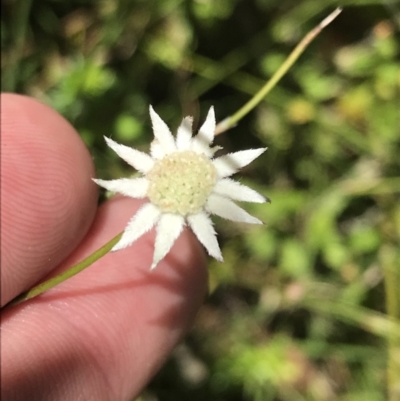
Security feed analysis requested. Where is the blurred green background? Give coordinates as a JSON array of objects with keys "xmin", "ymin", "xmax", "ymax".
[{"xmin": 2, "ymin": 0, "xmax": 400, "ymax": 400}]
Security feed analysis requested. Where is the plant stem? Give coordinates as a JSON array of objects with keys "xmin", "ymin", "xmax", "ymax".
[
  {"xmin": 4, "ymin": 232, "xmax": 123, "ymax": 308},
  {"xmin": 381, "ymin": 245, "xmax": 400, "ymax": 401},
  {"xmin": 215, "ymin": 7, "xmax": 342, "ymax": 135},
  {"xmin": 2, "ymin": 0, "xmax": 33, "ymax": 92}
]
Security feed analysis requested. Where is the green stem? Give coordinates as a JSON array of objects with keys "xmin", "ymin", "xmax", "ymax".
[
  {"xmin": 381, "ymin": 245, "xmax": 400, "ymax": 401},
  {"xmin": 2, "ymin": 0, "xmax": 33, "ymax": 92},
  {"xmin": 215, "ymin": 7, "xmax": 342, "ymax": 135},
  {"xmin": 5, "ymin": 232, "xmax": 123, "ymax": 308}
]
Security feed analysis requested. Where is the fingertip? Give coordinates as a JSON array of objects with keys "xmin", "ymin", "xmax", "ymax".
[{"xmin": 1, "ymin": 94, "xmax": 98, "ymax": 305}]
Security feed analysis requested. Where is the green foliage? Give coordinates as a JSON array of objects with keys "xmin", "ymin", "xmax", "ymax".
[
  {"xmin": 214, "ymin": 336, "xmax": 301, "ymax": 401},
  {"xmin": 2, "ymin": 0, "xmax": 399, "ymax": 400}
]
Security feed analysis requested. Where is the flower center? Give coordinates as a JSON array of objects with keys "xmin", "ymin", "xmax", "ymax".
[{"xmin": 146, "ymin": 151, "xmax": 217, "ymax": 216}]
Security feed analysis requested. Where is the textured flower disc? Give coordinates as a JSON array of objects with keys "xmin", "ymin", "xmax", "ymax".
[{"xmin": 146, "ymin": 151, "xmax": 217, "ymax": 216}]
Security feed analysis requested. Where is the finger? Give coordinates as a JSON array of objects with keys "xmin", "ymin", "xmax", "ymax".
[
  {"xmin": 1, "ymin": 196, "xmax": 208, "ymax": 401},
  {"xmin": 1, "ymin": 93, "xmax": 98, "ymax": 306}
]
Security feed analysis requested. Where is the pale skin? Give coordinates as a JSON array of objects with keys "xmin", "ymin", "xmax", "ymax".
[{"xmin": 1, "ymin": 93, "xmax": 208, "ymax": 401}]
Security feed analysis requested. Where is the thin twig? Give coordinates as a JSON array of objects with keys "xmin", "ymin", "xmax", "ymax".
[
  {"xmin": 4, "ymin": 232, "xmax": 123, "ymax": 308},
  {"xmin": 215, "ymin": 8, "xmax": 342, "ymax": 135}
]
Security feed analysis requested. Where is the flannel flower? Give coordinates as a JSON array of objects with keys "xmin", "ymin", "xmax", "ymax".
[{"xmin": 93, "ymin": 106, "xmax": 268, "ymax": 269}]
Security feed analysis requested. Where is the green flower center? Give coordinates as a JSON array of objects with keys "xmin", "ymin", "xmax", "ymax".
[{"xmin": 146, "ymin": 151, "xmax": 217, "ymax": 216}]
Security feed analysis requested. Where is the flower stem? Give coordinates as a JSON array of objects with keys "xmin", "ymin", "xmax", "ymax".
[
  {"xmin": 215, "ymin": 7, "xmax": 342, "ymax": 135},
  {"xmin": 381, "ymin": 245, "xmax": 400, "ymax": 400},
  {"xmin": 4, "ymin": 232, "xmax": 123, "ymax": 308}
]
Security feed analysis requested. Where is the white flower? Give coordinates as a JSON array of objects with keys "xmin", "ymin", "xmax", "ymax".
[{"xmin": 93, "ymin": 106, "xmax": 268, "ymax": 269}]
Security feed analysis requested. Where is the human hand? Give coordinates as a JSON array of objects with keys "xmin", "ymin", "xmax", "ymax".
[{"xmin": 1, "ymin": 93, "xmax": 207, "ymax": 401}]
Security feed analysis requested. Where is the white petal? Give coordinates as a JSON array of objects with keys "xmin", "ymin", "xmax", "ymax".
[
  {"xmin": 191, "ymin": 107, "xmax": 216, "ymax": 154},
  {"xmin": 187, "ymin": 212, "xmax": 223, "ymax": 261},
  {"xmin": 192, "ymin": 144, "xmax": 214, "ymax": 157},
  {"xmin": 199, "ymin": 106, "xmax": 216, "ymax": 142},
  {"xmin": 213, "ymin": 148, "xmax": 267, "ymax": 178},
  {"xmin": 92, "ymin": 177, "xmax": 149, "ymax": 198},
  {"xmin": 213, "ymin": 178, "xmax": 266, "ymax": 203},
  {"xmin": 151, "ymin": 214, "xmax": 185, "ymax": 269},
  {"xmin": 206, "ymin": 194, "xmax": 262, "ymax": 224},
  {"xmin": 105, "ymin": 137, "xmax": 154, "ymax": 174},
  {"xmin": 150, "ymin": 139, "xmax": 165, "ymax": 159},
  {"xmin": 112, "ymin": 203, "xmax": 161, "ymax": 251},
  {"xmin": 149, "ymin": 106, "xmax": 176, "ymax": 154},
  {"xmin": 176, "ymin": 116, "xmax": 193, "ymax": 150},
  {"xmin": 210, "ymin": 145, "xmax": 223, "ymax": 155}
]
